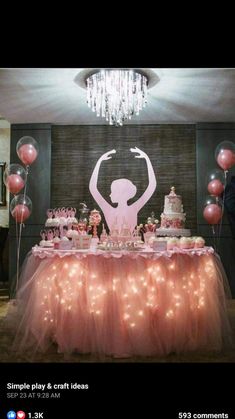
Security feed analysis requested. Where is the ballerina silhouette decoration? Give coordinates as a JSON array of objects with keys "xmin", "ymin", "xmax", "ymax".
[{"xmin": 89, "ymin": 147, "xmax": 157, "ymax": 234}]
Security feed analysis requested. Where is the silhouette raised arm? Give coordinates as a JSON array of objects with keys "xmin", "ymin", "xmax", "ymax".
[
  {"xmin": 130, "ymin": 147, "xmax": 157, "ymax": 212},
  {"xmin": 89, "ymin": 150, "xmax": 116, "ymax": 212}
]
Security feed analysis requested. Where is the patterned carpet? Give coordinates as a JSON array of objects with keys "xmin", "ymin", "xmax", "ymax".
[{"xmin": 1, "ymin": 286, "xmax": 235, "ymax": 363}]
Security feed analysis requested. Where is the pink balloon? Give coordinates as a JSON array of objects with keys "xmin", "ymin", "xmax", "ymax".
[
  {"xmin": 6, "ymin": 174, "xmax": 25, "ymax": 194},
  {"xmin": 11, "ymin": 204, "xmax": 31, "ymax": 223},
  {"xmin": 207, "ymin": 179, "xmax": 224, "ymax": 196},
  {"xmin": 18, "ymin": 144, "xmax": 38, "ymax": 166},
  {"xmin": 216, "ymin": 149, "xmax": 235, "ymax": 170},
  {"xmin": 203, "ymin": 204, "xmax": 222, "ymax": 225}
]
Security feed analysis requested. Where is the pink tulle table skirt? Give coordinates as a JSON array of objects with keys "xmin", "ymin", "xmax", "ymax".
[{"xmin": 14, "ymin": 246, "xmax": 233, "ymax": 356}]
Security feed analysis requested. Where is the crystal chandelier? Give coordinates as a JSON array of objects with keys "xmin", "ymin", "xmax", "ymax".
[{"xmin": 86, "ymin": 69, "xmax": 148, "ymax": 126}]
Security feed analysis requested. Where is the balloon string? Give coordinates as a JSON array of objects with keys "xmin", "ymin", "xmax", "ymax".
[
  {"xmin": 212, "ymin": 225, "xmax": 217, "ymax": 253},
  {"xmin": 16, "ymin": 166, "xmax": 29, "ymax": 295},
  {"xmin": 217, "ymin": 170, "xmax": 227, "ymax": 253},
  {"xmin": 15, "ymin": 196, "xmax": 19, "ymax": 296},
  {"xmin": 22, "ymin": 166, "xmax": 29, "ymax": 206}
]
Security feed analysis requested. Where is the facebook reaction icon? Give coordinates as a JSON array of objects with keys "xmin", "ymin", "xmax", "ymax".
[{"xmin": 7, "ymin": 412, "xmax": 16, "ymax": 419}]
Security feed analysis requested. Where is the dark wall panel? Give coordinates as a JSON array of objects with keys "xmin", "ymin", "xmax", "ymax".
[
  {"xmin": 9, "ymin": 124, "xmax": 51, "ymax": 295},
  {"xmin": 51, "ymin": 124, "xmax": 196, "ymax": 233}
]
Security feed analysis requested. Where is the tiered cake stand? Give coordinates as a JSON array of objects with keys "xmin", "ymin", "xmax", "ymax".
[{"xmin": 155, "ymin": 228, "xmax": 191, "ymax": 237}]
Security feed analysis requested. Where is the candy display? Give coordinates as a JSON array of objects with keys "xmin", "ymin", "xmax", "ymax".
[
  {"xmin": 89, "ymin": 208, "xmax": 102, "ymax": 238},
  {"xmin": 78, "ymin": 203, "xmax": 90, "ymax": 234},
  {"xmin": 144, "ymin": 212, "xmax": 159, "ymax": 232},
  {"xmin": 138, "ymin": 212, "xmax": 159, "ymax": 244}
]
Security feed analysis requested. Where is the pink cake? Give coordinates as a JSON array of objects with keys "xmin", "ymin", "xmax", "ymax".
[
  {"xmin": 160, "ymin": 186, "xmax": 185, "ymax": 228},
  {"xmin": 156, "ymin": 187, "xmax": 191, "ymax": 237}
]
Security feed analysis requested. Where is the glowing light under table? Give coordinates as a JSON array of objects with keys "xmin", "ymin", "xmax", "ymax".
[{"xmin": 14, "ymin": 247, "xmax": 232, "ymax": 356}]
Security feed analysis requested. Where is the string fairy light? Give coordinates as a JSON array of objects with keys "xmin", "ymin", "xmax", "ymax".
[{"xmin": 35, "ymin": 250, "xmax": 219, "ymax": 335}]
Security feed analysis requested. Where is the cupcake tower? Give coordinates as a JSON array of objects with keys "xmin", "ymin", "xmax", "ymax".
[
  {"xmin": 45, "ymin": 207, "xmax": 78, "ymax": 228},
  {"xmin": 40, "ymin": 206, "xmax": 99, "ymax": 250},
  {"xmin": 40, "ymin": 207, "xmax": 80, "ymax": 250}
]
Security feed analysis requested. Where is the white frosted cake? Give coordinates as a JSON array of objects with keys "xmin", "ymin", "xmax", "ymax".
[{"xmin": 156, "ymin": 186, "xmax": 191, "ymax": 237}]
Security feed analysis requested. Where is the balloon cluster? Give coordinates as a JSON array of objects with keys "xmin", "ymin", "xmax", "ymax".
[
  {"xmin": 4, "ymin": 136, "xmax": 39, "ymax": 223},
  {"xmin": 203, "ymin": 141, "xmax": 235, "ymax": 226},
  {"xmin": 4, "ymin": 136, "xmax": 39, "ymax": 294}
]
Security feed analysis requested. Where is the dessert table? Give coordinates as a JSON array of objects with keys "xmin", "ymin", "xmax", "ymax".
[{"xmin": 14, "ymin": 245, "xmax": 233, "ymax": 357}]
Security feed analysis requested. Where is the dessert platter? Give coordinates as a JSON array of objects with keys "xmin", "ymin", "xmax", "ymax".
[{"xmin": 36, "ymin": 186, "xmax": 206, "ymax": 255}]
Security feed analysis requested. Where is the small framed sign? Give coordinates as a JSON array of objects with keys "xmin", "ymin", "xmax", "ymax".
[{"xmin": 0, "ymin": 162, "xmax": 6, "ymax": 206}]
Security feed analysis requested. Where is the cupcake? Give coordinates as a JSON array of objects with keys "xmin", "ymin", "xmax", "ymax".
[
  {"xmin": 60, "ymin": 217, "xmax": 67, "ymax": 226},
  {"xmin": 61, "ymin": 236, "xmax": 69, "ymax": 241},
  {"xmin": 179, "ymin": 237, "xmax": 191, "ymax": 249},
  {"xmin": 66, "ymin": 229, "xmax": 74, "ymax": 239},
  {"xmin": 42, "ymin": 241, "xmax": 54, "ymax": 248},
  {"xmin": 167, "ymin": 237, "xmax": 179, "ymax": 250},
  {"xmin": 188, "ymin": 237, "xmax": 195, "ymax": 248},
  {"xmin": 59, "ymin": 236, "xmax": 72, "ymax": 250},
  {"xmin": 39, "ymin": 240, "xmax": 47, "ymax": 247},
  {"xmin": 190, "ymin": 237, "xmax": 197, "ymax": 248},
  {"xmin": 45, "ymin": 217, "xmax": 53, "ymax": 227},
  {"xmin": 194, "ymin": 236, "xmax": 205, "ymax": 248},
  {"xmin": 71, "ymin": 230, "xmax": 79, "ymax": 238},
  {"xmin": 52, "ymin": 217, "xmax": 60, "ymax": 227},
  {"xmin": 70, "ymin": 230, "xmax": 79, "ymax": 248},
  {"xmin": 53, "ymin": 236, "xmax": 61, "ymax": 249}
]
